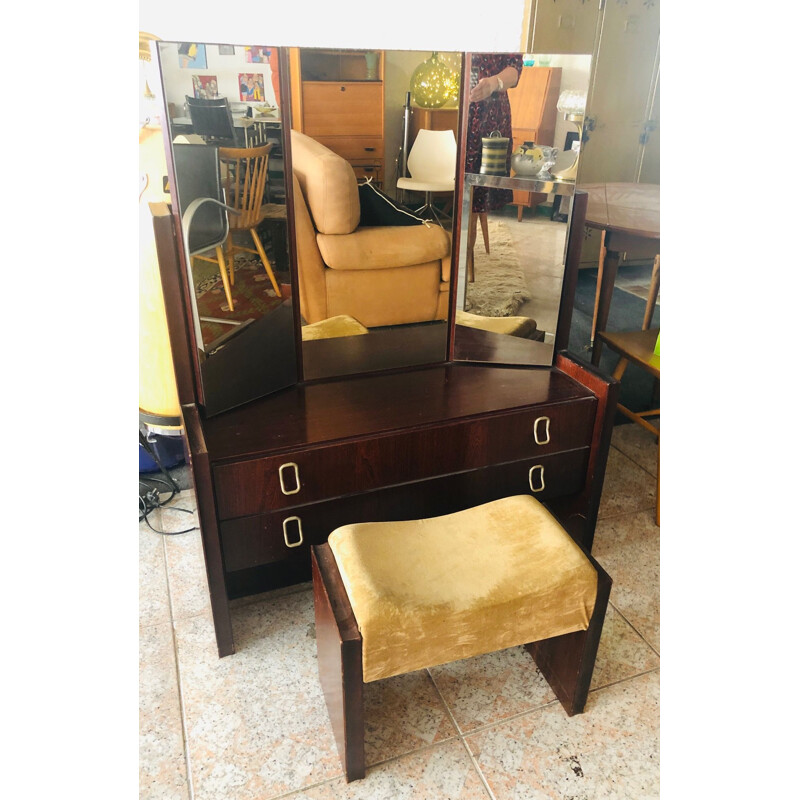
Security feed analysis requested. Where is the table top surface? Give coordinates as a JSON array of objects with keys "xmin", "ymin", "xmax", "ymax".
[
  {"xmin": 171, "ymin": 115, "xmax": 282, "ymax": 128},
  {"xmin": 579, "ymin": 182, "xmax": 659, "ymax": 239}
]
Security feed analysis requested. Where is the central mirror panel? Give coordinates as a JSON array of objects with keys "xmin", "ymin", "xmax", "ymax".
[
  {"xmin": 454, "ymin": 53, "xmax": 592, "ymax": 367},
  {"xmin": 289, "ymin": 48, "xmax": 462, "ymax": 381}
]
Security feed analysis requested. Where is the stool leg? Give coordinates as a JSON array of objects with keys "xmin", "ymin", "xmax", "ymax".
[
  {"xmin": 525, "ymin": 559, "xmax": 611, "ymax": 715},
  {"xmin": 311, "ymin": 546, "xmax": 366, "ymax": 782}
]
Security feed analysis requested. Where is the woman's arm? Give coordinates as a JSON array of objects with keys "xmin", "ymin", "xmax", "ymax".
[{"xmin": 469, "ymin": 65, "xmax": 520, "ymax": 103}]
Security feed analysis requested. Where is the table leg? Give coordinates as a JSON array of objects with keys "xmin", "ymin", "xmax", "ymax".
[
  {"xmin": 642, "ymin": 254, "xmax": 660, "ymax": 330},
  {"xmin": 591, "ymin": 247, "xmax": 621, "ymax": 366},
  {"xmin": 590, "ymin": 230, "xmax": 607, "ymax": 345}
]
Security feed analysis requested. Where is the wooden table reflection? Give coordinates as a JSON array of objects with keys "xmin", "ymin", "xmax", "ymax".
[{"xmin": 579, "ymin": 182, "xmax": 659, "ymax": 365}]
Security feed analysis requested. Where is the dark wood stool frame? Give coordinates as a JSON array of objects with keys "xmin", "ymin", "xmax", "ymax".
[{"xmin": 311, "ymin": 540, "xmax": 612, "ymax": 783}]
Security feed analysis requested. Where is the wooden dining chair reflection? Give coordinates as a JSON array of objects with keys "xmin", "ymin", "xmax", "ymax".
[{"xmin": 218, "ymin": 143, "xmax": 283, "ymax": 299}]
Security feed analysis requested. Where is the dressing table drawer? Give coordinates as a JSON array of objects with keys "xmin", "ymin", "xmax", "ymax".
[
  {"xmin": 220, "ymin": 448, "xmax": 590, "ymax": 572},
  {"xmin": 213, "ymin": 399, "xmax": 595, "ymax": 520},
  {"xmin": 213, "ymin": 398, "xmax": 595, "ymax": 520}
]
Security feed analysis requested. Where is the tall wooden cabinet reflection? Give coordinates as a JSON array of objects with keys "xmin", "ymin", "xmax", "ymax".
[
  {"xmin": 289, "ymin": 48, "xmax": 385, "ymax": 184},
  {"xmin": 507, "ymin": 66, "xmax": 561, "ymax": 220}
]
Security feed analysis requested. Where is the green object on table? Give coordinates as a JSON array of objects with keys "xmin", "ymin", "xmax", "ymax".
[{"xmin": 653, "ymin": 333, "xmax": 660, "ymax": 356}]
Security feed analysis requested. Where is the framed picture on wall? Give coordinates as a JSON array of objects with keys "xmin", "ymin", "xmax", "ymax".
[
  {"xmin": 178, "ymin": 43, "xmax": 207, "ymax": 69},
  {"xmin": 218, "ymin": 45, "xmax": 235, "ymax": 56},
  {"xmin": 238, "ymin": 73, "xmax": 266, "ymax": 102},
  {"xmin": 192, "ymin": 75, "xmax": 219, "ymax": 99},
  {"xmin": 245, "ymin": 46, "xmax": 271, "ymax": 63}
]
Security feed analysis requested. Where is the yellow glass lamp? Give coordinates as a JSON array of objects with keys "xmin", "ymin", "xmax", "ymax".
[
  {"xmin": 552, "ymin": 89, "xmax": 587, "ymax": 182},
  {"xmin": 410, "ymin": 52, "xmax": 458, "ymax": 109}
]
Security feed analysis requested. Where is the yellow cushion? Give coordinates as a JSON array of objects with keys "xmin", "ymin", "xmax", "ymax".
[
  {"xmin": 455, "ymin": 310, "xmax": 538, "ymax": 338},
  {"xmin": 301, "ymin": 315, "xmax": 369, "ymax": 341},
  {"xmin": 328, "ymin": 495, "xmax": 598, "ymax": 683}
]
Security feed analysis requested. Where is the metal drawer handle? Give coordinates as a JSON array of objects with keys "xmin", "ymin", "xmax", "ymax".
[
  {"xmin": 282, "ymin": 516, "xmax": 304, "ymax": 548},
  {"xmin": 529, "ymin": 465, "xmax": 545, "ymax": 493},
  {"xmin": 533, "ymin": 416, "xmax": 551, "ymax": 445},
  {"xmin": 278, "ymin": 462, "xmax": 301, "ymax": 495}
]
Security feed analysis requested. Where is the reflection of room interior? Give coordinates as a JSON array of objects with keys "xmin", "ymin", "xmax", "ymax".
[{"xmin": 142, "ymin": 5, "xmax": 661, "ymax": 792}]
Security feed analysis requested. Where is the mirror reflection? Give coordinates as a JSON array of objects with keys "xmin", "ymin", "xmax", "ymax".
[
  {"xmin": 455, "ymin": 53, "xmax": 592, "ymax": 366},
  {"xmin": 288, "ymin": 48, "xmax": 462, "ymax": 380},
  {"xmin": 157, "ymin": 41, "xmax": 297, "ymax": 414}
]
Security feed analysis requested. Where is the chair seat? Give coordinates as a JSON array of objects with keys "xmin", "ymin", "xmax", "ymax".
[
  {"xmin": 328, "ymin": 495, "xmax": 598, "ymax": 683},
  {"xmin": 396, "ymin": 176, "xmax": 455, "ymax": 193}
]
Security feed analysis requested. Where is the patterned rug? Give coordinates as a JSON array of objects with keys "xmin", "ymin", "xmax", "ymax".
[
  {"xmin": 194, "ymin": 254, "xmax": 285, "ymax": 346},
  {"xmin": 464, "ymin": 218, "xmax": 531, "ymax": 317}
]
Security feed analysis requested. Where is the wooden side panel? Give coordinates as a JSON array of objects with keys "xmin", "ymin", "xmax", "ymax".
[
  {"xmin": 550, "ymin": 353, "xmax": 619, "ymax": 550},
  {"xmin": 312, "ymin": 545, "xmax": 365, "ymax": 782},
  {"xmin": 182, "ymin": 403, "xmax": 235, "ymax": 657}
]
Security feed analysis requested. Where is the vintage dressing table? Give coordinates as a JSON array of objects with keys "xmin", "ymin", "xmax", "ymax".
[{"xmin": 149, "ymin": 46, "xmax": 618, "ymax": 657}]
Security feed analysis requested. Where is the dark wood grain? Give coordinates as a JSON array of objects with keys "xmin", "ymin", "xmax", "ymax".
[
  {"xmin": 220, "ymin": 449, "xmax": 590, "ymax": 572},
  {"xmin": 453, "ymin": 325, "xmax": 554, "ymax": 365},
  {"xmin": 302, "ymin": 323, "xmax": 447, "ymax": 382},
  {"xmin": 312, "ymin": 545, "xmax": 365, "ymax": 782},
  {"xmin": 201, "ymin": 363, "xmax": 593, "ymax": 463},
  {"xmin": 151, "ymin": 203, "xmax": 202, "ymax": 408},
  {"xmin": 549, "ymin": 352, "xmax": 619, "ymax": 549},
  {"xmin": 181, "ymin": 403, "xmax": 235, "ymax": 657},
  {"xmin": 213, "ymin": 396, "xmax": 595, "ymax": 519},
  {"xmin": 525, "ymin": 552, "xmax": 612, "ymax": 715}
]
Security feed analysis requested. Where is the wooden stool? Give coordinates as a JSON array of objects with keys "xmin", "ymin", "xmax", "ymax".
[
  {"xmin": 595, "ymin": 328, "xmax": 660, "ymax": 525},
  {"xmin": 311, "ymin": 495, "xmax": 612, "ymax": 782}
]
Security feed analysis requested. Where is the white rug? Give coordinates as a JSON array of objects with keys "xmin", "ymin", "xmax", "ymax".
[{"xmin": 464, "ymin": 218, "xmax": 531, "ymax": 317}]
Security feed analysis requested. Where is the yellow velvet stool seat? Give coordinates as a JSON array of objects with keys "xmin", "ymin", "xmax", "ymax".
[
  {"xmin": 329, "ymin": 494, "xmax": 598, "ymax": 683},
  {"xmin": 312, "ymin": 494, "xmax": 612, "ymax": 782}
]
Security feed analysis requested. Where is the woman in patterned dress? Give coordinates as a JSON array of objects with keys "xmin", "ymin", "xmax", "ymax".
[{"xmin": 465, "ymin": 53, "xmax": 522, "ymax": 280}]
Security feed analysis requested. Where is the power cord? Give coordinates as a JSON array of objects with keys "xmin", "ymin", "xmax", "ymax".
[
  {"xmin": 138, "ymin": 427, "xmax": 198, "ymax": 536},
  {"xmin": 139, "ymin": 476, "xmax": 198, "ymax": 536}
]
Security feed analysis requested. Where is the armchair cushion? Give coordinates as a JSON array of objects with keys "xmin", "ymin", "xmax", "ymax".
[
  {"xmin": 290, "ymin": 130, "xmax": 360, "ymax": 235},
  {"xmin": 317, "ymin": 224, "xmax": 450, "ymax": 272}
]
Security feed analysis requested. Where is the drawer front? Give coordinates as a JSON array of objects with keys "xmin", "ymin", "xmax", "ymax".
[
  {"xmin": 351, "ymin": 162, "xmax": 384, "ymax": 184},
  {"xmin": 313, "ymin": 136, "xmax": 383, "ymax": 161},
  {"xmin": 221, "ymin": 448, "xmax": 589, "ymax": 572},
  {"xmin": 302, "ymin": 83, "xmax": 383, "ymax": 136},
  {"xmin": 213, "ymin": 398, "xmax": 596, "ymax": 520}
]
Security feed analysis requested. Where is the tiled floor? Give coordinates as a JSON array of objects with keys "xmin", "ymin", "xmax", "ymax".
[{"xmin": 140, "ymin": 422, "xmax": 660, "ymax": 799}]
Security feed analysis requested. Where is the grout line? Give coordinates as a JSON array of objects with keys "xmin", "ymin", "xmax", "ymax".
[
  {"xmin": 610, "ymin": 436, "xmax": 659, "ymax": 480},
  {"xmin": 608, "ymin": 599, "xmax": 660, "ymax": 659},
  {"xmin": 162, "ymin": 534, "xmax": 196, "ymax": 800},
  {"xmin": 458, "ymin": 736, "xmax": 498, "ymax": 800}
]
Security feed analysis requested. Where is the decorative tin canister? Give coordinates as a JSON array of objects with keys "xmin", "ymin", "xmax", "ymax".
[{"xmin": 479, "ymin": 130, "xmax": 510, "ymax": 176}]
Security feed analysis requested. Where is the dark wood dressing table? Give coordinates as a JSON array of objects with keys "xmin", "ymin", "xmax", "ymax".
[{"xmin": 150, "ymin": 46, "xmax": 619, "ymax": 658}]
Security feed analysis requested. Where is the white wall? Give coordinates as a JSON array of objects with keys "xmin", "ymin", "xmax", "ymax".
[{"xmin": 139, "ymin": 0, "xmax": 527, "ymax": 53}]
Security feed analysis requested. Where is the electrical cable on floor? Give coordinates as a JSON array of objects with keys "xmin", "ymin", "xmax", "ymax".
[{"xmin": 139, "ymin": 427, "xmax": 198, "ymax": 536}]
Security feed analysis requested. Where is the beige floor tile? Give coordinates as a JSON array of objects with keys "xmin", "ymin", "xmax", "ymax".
[
  {"xmin": 364, "ymin": 670, "xmax": 459, "ymax": 765},
  {"xmin": 173, "ymin": 592, "xmax": 342, "ymax": 799},
  {"xmin": 591, "ymin": 605, "xmax": 659, "ymax": 690},
  {"xmin": 466, "ymin": 671, "xmax": 660, "ymax": 800},
  {"xmin": 140, "ymin": 520, "xmax": 171, "ymax": 628},
  {"xmin": 140, "ymin": 622, "xmax": 190, "ymax": 800},
  {"xmin": 598, "ymin": 447, "xmax": 657, "ymax": 520},
  {"xmin": 284, "ymin": 740, "xmax": 491, "ymax": 799},
  {"xmin": 429, "ymin": 646, "xmax": 557, "ymax": 734},
  {"xmin": 593, "ymin": 511, "xmax": 660, "ymax": 653},
  {"xmin": 165, "ymin": 526, "xmax": 212, "ymax": 621},
  {"xmin": 611, "ymin": 422, "xmax": 659, "ymax": 478}
]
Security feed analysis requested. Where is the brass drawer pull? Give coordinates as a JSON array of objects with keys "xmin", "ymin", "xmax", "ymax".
[
  {"xmin": 278, "ymin": 462, "xmax": 301, "ymax": 495},
  {"xmin": 528, "ymin": 465, "xmax": 545, "ymax": 493},
  {"xmin": 533, "ymin": 416, "xmax": 551, "ymax": 445},
  {"xmin": 282, "ymin": 516, "xmax": 304, "ymax": 548}
]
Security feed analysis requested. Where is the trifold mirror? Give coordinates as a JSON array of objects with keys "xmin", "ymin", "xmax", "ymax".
[{"xmin": 155, "ymin": 42, "xmax": 591, "ymax": 415}]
